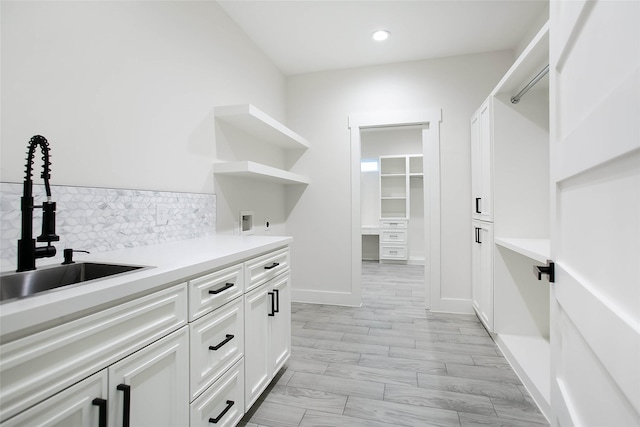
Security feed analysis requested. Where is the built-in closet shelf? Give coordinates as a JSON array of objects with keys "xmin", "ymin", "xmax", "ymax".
[
  {"xmin": 213, "ymin": 161, "xmax": 310, "ymax": 185},
  {"xmin": 495, "ymin": 238, "xmax": 550, "ymax": 264},
  {"xmin": 492, "ymin": 23, "xmax": 549, "ymax": 97},
  {"xmin": 214, "ymin": 104, "xmax": 310, "ymax": 151},
  {"xmin": 496, "ymin": 334, "xmax": 550, "ymax": 416}
]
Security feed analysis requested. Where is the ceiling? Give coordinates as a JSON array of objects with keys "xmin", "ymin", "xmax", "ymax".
[{"xmin": 218, "ymin": 0, "xmax": 549, "ymax": 76}]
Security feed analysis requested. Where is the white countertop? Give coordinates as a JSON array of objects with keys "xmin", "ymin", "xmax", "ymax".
[{"xmin": 0, "ymin": 235, "xmax": 291, "ymax": 340}]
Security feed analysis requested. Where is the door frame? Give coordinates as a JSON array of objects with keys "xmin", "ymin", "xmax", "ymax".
[{"xmin": 349, "ymin": 109, "xmax": 442, "ymax": 309}]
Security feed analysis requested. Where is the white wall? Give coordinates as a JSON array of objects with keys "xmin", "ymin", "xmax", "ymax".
[
  {"xmin": 285, "ymin": 51, "xmax": 514, "ymax": 308},
  {"xmin": 0, "ymin": 1, "xmax": 287, "ymax": 234}
]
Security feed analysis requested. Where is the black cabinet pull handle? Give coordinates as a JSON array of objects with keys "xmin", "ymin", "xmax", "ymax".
[
  {"xmin": 209, "ymin": 400, "xmax": 234, "ymax": 424},
  {"xmin": 475, "ymin": 197, "xmax": 481, "ymax": 214},
  {"xmin": 268, "ymin": 292, "xmax": 275, "ymax": 316},
  {"xmin": 116, "ymin": 384, "xmax": 130, "ymax": 427},
  {"xmin": 209, "ymin": 334, "xmax": 234, "ymax": 351},
  {"xmin": 534, "ymin": 261, "xmax": 555, "ymax": 283},
  {"xmin": 264, "ymin": 262, "xmax": 280, "ymax": 270},
  {"xmin": 273, "ymin": 289, "xmax": 280, "ymax": 314},
  {"xmin": 475, "ymin": 227, "xmax": 482, "ymax": 244},
  {"xmin": 209, "ymin": 283, "xmax": 234, "ymax": 295},
  {"xmin": 92, "ymin": 398, "xmax": 107, "ymax": 427}
]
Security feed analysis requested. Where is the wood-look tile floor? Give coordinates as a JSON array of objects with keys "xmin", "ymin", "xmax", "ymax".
[{"xmin": 239, "ymin": 262, "xmax": 549, "ymax": 427}]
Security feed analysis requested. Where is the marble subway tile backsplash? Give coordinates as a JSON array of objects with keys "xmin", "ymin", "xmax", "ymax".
[{"xmin": 1, "ymin": 183, "xmax": 216, "ymax": 271}]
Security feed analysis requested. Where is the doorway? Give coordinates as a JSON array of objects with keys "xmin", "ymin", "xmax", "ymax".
[{"xmin": 349, "ymin": 109, "xmax": 442, "ymax": 309}]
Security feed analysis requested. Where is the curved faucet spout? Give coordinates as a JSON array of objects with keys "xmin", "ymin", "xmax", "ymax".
[{"xmin": 17, "ymin": 135, "xmax": 60, "ymax": 272}]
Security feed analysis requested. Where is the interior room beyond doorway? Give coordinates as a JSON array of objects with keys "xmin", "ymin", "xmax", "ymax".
[{"xmin": 360, "ymin": 125, "xmax": 425, "ymax": 266}]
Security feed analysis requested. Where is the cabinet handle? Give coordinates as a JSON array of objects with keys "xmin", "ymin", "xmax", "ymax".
[
  {"xmin": 92, "ymin": 398, "xmax": 107, "ymax": 427},
  {"xmin": 533, "ymin": 260, "xmax": 555, "ymax": 283},
  {"xmin": 116, "ymin": 384, "xmax": 130, "ymax": 427},
  {"xmin": 264, "ymin": 262, "xmax": 280, "ymax": 270},
  {"xmin": 209, "ymin": 400, "xmax": 234, "ymax": 424},
  {"xmin": 209, "ymin": 334, "xmax": 234, "ymax": 351},
  {"xmin": 209, "ymin": 283, "xmax": 234, "ymax": 295},
  {"xmin": 268, "ymin": 292, "xmax": 275, "ymax": 316},
  {"xmin": 475, "ymin": 197, "xmax": 481, "ymax": 214},
  {"xmin": 475, "ymin": 227, "xmax": 482, "ymax": 244},
  {"xmin": 273, "ymin": 289, "xmax": 280, "ymax": 314}
]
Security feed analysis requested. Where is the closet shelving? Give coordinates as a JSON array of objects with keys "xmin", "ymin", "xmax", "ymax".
[
  {"xmin": 213, "ymin": 104, "xmax": 310, "ymax": 185},
  {"xmin": 472, "ymin": 21, "xmax": 552, "ymax": 419}
]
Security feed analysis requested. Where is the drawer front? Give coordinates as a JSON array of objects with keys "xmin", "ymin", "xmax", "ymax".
[
  {"xmin": 380, "ymin": 219, "xmax": 408, "ymax": 229},
  {"xmin": 190, "ymin": 358, "xmax": 245, "ymax": 427},
  {"xmin": 380, "ymin": 229, "xmax": 407, "ymax": 244},
  {"xmin": 0, "ymin": 283, "xmax": 187, "ymax": 422},
  {"xmin": 189, "ymin": 263, "xmax": 243, "ymax": 321},
  {"xmin": 244, "ymin": 247, "xmax": 289, "ymax": 293},
  {"xmin": 380, "ymin": 245, "xmax": 408, "ymax": 260},
  {"xmin": 189, "ymin": 298, "xmax": 244, "ymax": 402}
]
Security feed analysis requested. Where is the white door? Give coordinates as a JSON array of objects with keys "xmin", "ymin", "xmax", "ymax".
[
  {"xmin": 471, "ymin": 220, "xmax": 494, "ymax": 332},
  {"xmin": 271, "ymin": 272, "xmax": 291, "ymax": 373},
  {"xmin": 549, "ymin": 1, "xmax": 640, "ymax": 425},
  {"xmin": 108, "ymin": 327, "xmax": 189, "ymax": 427},
  {"xmin": 243, "ymin": 282, "xmax": 272, "ymax": 411}
]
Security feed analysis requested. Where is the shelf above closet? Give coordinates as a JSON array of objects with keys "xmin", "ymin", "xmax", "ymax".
[
  {"xmin": 495, "ymin": 237, "xmax": 550, "ymax": 264},
  {"xmin": 213, "ymin": 161, "xmax": 310, "ymax": 185},
  {"xmin": 214, "ymin": 104, "xmax": 310, "ymax": 151},
  {"xmin": 492, "ymin": 22, "xmax": 549, "ymax": 97}
]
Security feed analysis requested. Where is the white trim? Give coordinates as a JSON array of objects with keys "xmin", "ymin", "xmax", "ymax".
[
  {"xmin": 291, "ymin": 289, "xmax": 362, "ymax": 307},
  {"xmin": 349, "ymin": 109, "xmax": 442, "ymax": 310}
]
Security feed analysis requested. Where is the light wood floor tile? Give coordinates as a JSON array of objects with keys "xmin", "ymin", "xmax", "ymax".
[
  {"xmin": 324, "ymin": 362, "xmax": 417, "ymax": 386},
  {"xmin": 358, "ymin": 353, "xmax": 447, "ymax": 376},
  {"xmin": 299, "ymin": 410, "xmax": 392, "ymax": 427},
  {"xmin": 445, "ymin": 363, "xmax": 522, "ymax": 384},
  {"xmin": 241, "ymin": 400, "xmax": 306, "ymax": 427},
  {"xmin": 418, "ymin": 372, "xmax": 525, "ymax": 401},
  {"xmin": 287, "ymin": 371, "xmax": 384, "ymax": 400},
  {"xmin": 261, "ymin": 385, "xmax": 347, "ymax": 414},
  {"xmin": 312, "ymin": 338, "xmax": 389, "ymax": 356},
  {"xmin": 344, "ymin": 395, "xmax": 461, "ymax": 427}
]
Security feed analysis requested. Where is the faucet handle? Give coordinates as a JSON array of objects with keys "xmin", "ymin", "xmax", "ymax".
[{"xmin": 62, "ymin": 249, "xmax": 91, "ymax": 265}]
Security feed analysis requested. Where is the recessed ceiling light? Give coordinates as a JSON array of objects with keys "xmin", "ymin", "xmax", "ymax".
[{"xmin": 372, "ymin": 30, "xmax": 390, "ymax": 41}]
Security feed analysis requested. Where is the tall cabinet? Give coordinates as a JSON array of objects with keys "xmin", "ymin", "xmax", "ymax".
[{"xmin": 470, "ymin": 22, "xmax": 551, "ymax": 419}]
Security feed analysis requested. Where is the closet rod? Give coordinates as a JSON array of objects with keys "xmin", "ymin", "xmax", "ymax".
[{"xmin": 511, "ymin": 64, "xmax": 549, "ymax": 104}]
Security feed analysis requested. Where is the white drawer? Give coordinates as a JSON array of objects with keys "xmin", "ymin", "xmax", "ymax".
[
  {"xmin": 380, "ymin": 229, "xmax": 407, "ymax": 244},
  {"xmin": 380, "ymin": 219, "xmax": 408, "ymax": 229},
  {"xmin": 0, "ymin": 284, "xmax": 187, "ymax": 422},
  {"xmin": 380, "ymin": 245, "xmax": 408, "ymax": 260},
  {"xmin": 190, "ymin": 358, "xmax": 245, "ymax": 427},
  {"xmin": 244, "ymin": 247, "xmax": 289, "ymax": 293},
  {"xmin": 188, "ymin": 263, "xmax": 243, "ymax": 321},
  {"xmin": 189, "ymin": 297, "xmax": 244, "ymax": 402}
]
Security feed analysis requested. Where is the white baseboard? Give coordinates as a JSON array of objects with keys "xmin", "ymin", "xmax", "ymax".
[
  {"xmin": 291, "ymin": 289, "xmax": 361, "ymax": 307},
  {"xmin": 430, "ymin": 297, "xmax": 474, "ymax": 314}
]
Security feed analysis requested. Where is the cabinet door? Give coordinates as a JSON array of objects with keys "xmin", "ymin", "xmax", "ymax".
[
  {"xmin": 1, "ymin": 371, "xmax": 108, "ymax": 427},
  {"xmin": 271, "ymin": 272, "xmax": 291, "ymax": 374},
  {"xmin": 243, "ymin": 283, "xmax": 271, "ymax": 411},
  {"xmin": 472, "ymin": 101, "xmax": 493, "ymax": 221},
  {"xmin": 472, "ymin": 221, "xmax": 493, "ymax": 331},
  {"xmin": 108, "ymin": 327, "xmax": 189, "ymax": 427}
]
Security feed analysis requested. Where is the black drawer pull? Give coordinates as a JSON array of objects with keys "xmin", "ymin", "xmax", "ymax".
[
  {"xmin": 474, "ymin": 227, "xmax": 482, "ymax": 244},
  {"xmin": 92, "ymin": 398, "xmax": 107, "ymax": 427},
  {"xmin": 273, "ymin": 289, "xmax": 280, "ymax": 314},
  {"xmin": 268, "ymin": 292, "xmax": 275, "ymax": 316},
  {"xmin": 264, "ymin": 262, "xmax": 280, "ymax": 270},
  {"xmin": 116, "ymin": 384, "xmax": 130, "ymax": 427},
  {"xmin": 475, "ymin": 197, "xmax": 481, "ymax": 214},
  {"xmin": 209, "ymin": 334, "xmax": 234, "ymax": 351},
  {"xmin": 209, "ymin": 283, "xmax": 234, "ymax": 295},
  {"xmin": 209, "ymin": 400, "xmax": 234, "ymax": 424}
]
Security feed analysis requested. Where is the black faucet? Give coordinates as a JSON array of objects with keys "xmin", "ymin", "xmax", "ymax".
[{"xmin": 17, "ymin": 135, "xmax": 60, "ymax": 272}]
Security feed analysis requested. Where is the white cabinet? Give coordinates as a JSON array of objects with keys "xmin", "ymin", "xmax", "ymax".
[
  {"xmin": 471, "ymin": 220, "xmax": 494, "ymax": 332},
  {"xmin": 1, "ymin": 371, "xmax": 108, "ymax": 427},
  {"xmin": 378, "ymin": 155, "xmax": 423, "ymax": 262},
  {"xmin": 244, "ymin": 271, "xmax": 291, "ymax": 411},
  {"xmin": 470, "ymin": 100, "xmax": 493, "ymax": 222},
  {"xmin": 108, "ymin": 327, "xmax": 189, "ymax": 427},
  {"xmin": 213, "ymin": 104, "xmax": 310, "ymax": 185},
  {"xmin": 190, "ymin": 359, "xmax": 244, "ymax": 427}
]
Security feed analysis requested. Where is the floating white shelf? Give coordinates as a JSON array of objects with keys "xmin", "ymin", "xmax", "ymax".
[
  {"xmin": 495, "ymin": 237, "xmax": 550, "ymax": 264},
  {"xmin": 492, "ymin": 22, "xmax": 550, "ymax": 97},
  {"xmin": 214, "ymin": 104, "xmax": 310, "ymax": 151},
  {"xmin": 213, "ymin": 161, "xmax": 310, "ymax": 185},
  {"xmin": 496, "ymin": 334, "xmax": 551, "ymax": 419}
]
